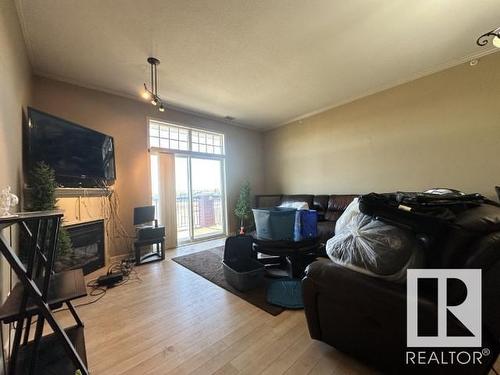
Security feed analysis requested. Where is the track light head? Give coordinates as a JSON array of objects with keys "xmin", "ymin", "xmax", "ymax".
[
  {"xmin": 143, "ymin": 57, "xmax": 166, "ymax": 110},
  {"xmin": 477, "ymin": 26, "xmax": 500, "ymax": 47},
  {"xmin": 147, "ymin": 57, "xmax": 160, "ymax": 65}
]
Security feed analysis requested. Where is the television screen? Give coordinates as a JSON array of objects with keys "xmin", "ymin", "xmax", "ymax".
[{"xmin": 26, "ymin": 108, "xmax": 116, "ymax": 187}]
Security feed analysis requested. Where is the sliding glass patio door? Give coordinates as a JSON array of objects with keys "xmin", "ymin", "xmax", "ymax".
[
  {"xmin": 175, "ymin": 155, "xmax": 225, "ymax": 243},
  {"xmin": 150, "ymin": 120, "xmax": 227, "ymax": 246}
]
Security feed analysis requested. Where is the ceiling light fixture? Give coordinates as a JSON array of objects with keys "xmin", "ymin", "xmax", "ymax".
[
  {"xmin": 476, "ymin": 26, "xmax": 500, "ymax": 48},
  {"xmin": 143, "ymin": 57, "xmax": 166, "ymax": 111}
]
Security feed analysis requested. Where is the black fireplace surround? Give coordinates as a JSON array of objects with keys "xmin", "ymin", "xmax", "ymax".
[{"xmin": 54, "ymin": 219, "xmax": 105, "ymax": 275}]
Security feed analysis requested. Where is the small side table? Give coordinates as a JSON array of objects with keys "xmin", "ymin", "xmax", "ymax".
[{"xmin": 134, "ymin": 237, "xmax": 165, "ymax": 266}]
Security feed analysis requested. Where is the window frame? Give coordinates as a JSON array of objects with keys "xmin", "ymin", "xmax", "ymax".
[{"xmin": 148, "ymin": 118, "xmax": 225, "ymax": 157}]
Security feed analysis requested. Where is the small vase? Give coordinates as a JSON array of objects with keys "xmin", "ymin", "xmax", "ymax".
[
  {"xmin": 0, "ymin": 186, "xmax": 18, "ymax": 217},
  {"xmin": 239, "ymin": 226, "xmax": 245, "ymax": 235}
]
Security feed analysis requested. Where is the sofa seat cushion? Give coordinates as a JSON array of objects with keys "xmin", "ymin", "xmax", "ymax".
[{"xmin": 317, "ymin": 221, "xmax": 336, "ymax": 243}]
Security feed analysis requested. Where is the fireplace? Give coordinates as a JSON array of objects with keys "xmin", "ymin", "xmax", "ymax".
[{"xmin": 55, "ymin": 219, "xmax": 105, "ymax": 275}]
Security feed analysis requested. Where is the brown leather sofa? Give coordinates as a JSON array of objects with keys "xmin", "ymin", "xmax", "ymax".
[
  {"xmin": 302, "ymin": 202, "xmax": 500, "ymax": 374},
  {"xmin": 254, "ymin": 194, "xmax": 358, "ymax": 243}
]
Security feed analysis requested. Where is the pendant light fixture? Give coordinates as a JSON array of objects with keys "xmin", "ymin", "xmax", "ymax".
[
  {"xmin": 142, "ymin": 57, "xmax": 165, "ymax": 112},
  {"xmin": 476, "ymin": 26, "xmax": 500, "ymax": 48}
]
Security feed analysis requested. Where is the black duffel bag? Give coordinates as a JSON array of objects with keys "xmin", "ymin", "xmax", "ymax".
[{"xmin": 358, "ymin": 190, "xmax": 490, "ymax": 236}]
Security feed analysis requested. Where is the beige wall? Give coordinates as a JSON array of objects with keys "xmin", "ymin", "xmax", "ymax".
[
  {"xmin": 0, "ymin": 0, "xmax": 32, "ymax": 301},
  {"xmin": 31, "ymin": 76, "xmax": 264, "ymax": 256},
  {"xmin": 0, "ymin": 0, "xmax": 32, "ymax": 204},
  {"xmin": 263, "ymin": 52, "xmax": 500, "ymax": 200}
]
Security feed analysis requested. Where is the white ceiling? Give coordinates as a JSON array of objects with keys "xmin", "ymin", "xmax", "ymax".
[{"xmin": 16, "ymin": 0, "xmax": 500, "ymax": 129}]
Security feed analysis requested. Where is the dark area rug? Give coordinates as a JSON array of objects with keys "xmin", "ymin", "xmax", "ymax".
[{"xmin": 172, "ymin": 247, "xmax": 284, "ymax": 316}]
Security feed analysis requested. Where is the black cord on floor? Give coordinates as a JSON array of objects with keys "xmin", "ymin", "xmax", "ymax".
[
  {"xmin": 24, "ymin": 259, "xmax": 141, "ymax": 328},
  {"xmin": 58, "ymin": 259, "xmax": 141, "ymax": 312}
]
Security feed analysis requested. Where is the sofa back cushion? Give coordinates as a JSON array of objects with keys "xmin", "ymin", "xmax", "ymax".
[
  {"xmin": 441, "ymin": 203, "xmax": 500, "ymax": 268},
  {"xmin": 325, "ymin": 195, "xmax": 358, "ymax": 221},
  {"xmin": 313, "ymin": 195, "xmax": 329, "ymax": 220},
  {"xmin": 255, "ymin": 195, "xmax": 282, "ymax": 208},
  {"xmin": 281, "ymin": 195, "xmax": 314, "ymax": 209}
]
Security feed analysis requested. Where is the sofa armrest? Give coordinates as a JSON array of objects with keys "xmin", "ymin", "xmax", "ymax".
[
  {"xmin": 302, "ymin": 261, "xmax": 411, "ymax": 371},
  {"xmin": 302, "ymin": 260, "xmax": 406, "ymax": 343},
  {"xmin": 302, "ymin": 276, "xmax": 322, "ymax": 339},
  {"xmin": 465, "ymin": 232, "xmax": 500, "ymax": 271},
  {"xmin": 304, "ymin": 259, "xmax": 404, "ymax": 296},
  {"xmin": 462, "ymin": 233, "xmax": 500, "ymax": 341}
]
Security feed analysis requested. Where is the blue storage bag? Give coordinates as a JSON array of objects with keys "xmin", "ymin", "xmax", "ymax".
[
  {"xmin": 252, "ymin": 207, "xmax": 297, "ymax": 241},
  {"xmin": 300, "ymin": 209, "xmax": 318, "ymax": 239},
  {"xmin": 294, "ymin": 210, "xmax": 318, "ymax": 241}
]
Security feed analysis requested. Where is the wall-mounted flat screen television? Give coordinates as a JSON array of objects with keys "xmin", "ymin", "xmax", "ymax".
[{"xmin": 26, "ymin": 107, "xmax": 116, "ymax": 187}]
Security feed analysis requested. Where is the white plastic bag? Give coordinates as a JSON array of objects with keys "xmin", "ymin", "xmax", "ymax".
[
  {"xmin": 334, "ymin": 198, "xmax": 360, "ymax": 234},
  {"xmin": 326, "ymin": 200, "xmax": 424, "ymax": 283},
  {"xmin": 279, "ymin": 201, "xmax": 309, "ymax": 210}
]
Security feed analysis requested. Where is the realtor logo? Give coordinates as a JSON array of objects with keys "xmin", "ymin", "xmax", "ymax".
[{"xmin": 407, "ymin": 269, "xmax": 482, "ymax": 347}]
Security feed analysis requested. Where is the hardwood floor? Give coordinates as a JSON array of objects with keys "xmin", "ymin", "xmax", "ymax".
[{"xmin": 52, "ymin": 239, "xmax": 499, "ymax": 375}]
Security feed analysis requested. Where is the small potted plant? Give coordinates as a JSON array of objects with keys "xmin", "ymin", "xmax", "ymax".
[{"xmin": 234, "ymin": 181, "xmax": 252, "ymax": 235}]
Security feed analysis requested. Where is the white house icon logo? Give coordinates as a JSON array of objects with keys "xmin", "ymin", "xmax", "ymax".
[{"xmin": 407, "ymin": 269, "xmax": 482, "ymax": 347}]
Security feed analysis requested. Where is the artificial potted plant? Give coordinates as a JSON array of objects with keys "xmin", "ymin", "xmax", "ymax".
[
  {"xmin": 27, "ymin": 162, "xmax": 72, "ymax": 257},
  {"xmin": 234, "ymin": 181, "xmax": 252, "ymax": 235}
]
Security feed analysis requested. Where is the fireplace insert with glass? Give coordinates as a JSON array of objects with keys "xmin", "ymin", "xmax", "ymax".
[{"xmin": 55, "ymin": 219, "xmax": 105, "ymax": 275}]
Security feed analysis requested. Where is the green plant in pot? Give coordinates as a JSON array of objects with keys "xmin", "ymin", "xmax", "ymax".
[
  {"xmin": 234, "ymin": 181, "xmax": 252, "ymax": 235},
  {"xmin": 27, "ymin": 162, "xmax": 72, "ymax": 257}
]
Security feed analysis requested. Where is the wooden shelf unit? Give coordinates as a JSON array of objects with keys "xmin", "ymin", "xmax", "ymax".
[
  {"xmin": 0, "ymin": 269, "xmax": 87, "ymax": 323},
  {"xmin": 13, "ymin": 325, "xmax": 87, "ymax": 375},
  {"xmin": 0, "ymin": 211, "xmax": 89, "ymax": 375}
]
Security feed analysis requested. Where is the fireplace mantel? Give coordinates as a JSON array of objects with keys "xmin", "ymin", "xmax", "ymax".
[
  {"xmin": 24, "ymin": 186, "xmax": 112, "ymax": 199},
  {"xmin": 55, "ymin": 187, "xmax": 112, "ymax": 198}
]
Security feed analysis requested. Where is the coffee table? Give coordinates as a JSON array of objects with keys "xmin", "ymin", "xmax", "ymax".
[{"xmin": 252, "ymin": 238, "xmax": 323, "ymax": 278}]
